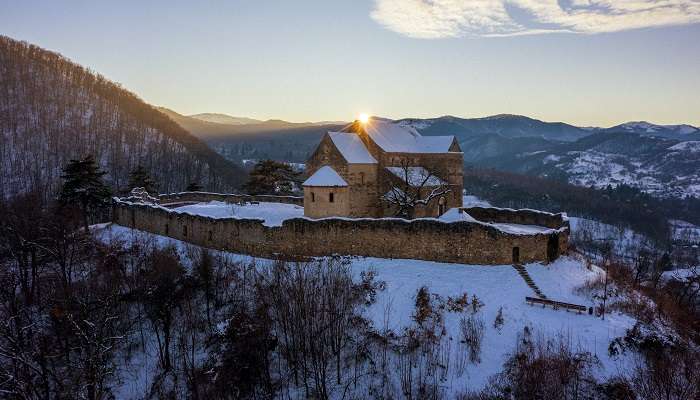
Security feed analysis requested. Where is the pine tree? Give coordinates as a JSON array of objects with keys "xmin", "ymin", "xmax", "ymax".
[
  {"xmin": 243, "ymin": 160, "xmax": 300, "ymax": 195},
  {"xmin": 128, "ymin": 165, "xmax": 157, "ymax": 193},
  {"xmin": 59, "ymin": 155, "xmax": 112, "ymax": 231}
]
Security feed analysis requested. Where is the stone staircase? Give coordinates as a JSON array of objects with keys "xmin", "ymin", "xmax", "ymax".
[{"xmin": 513, "ymin": 264, "xmax": 547, "ymax": 299}]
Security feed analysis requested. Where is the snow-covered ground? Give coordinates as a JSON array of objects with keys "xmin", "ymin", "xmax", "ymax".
[
  {"xmin": 670, "ymin": 219, "xmax": 700, "ymax": 244},
  {"xmin": 462, "ymin": 194, "xmax": 492, "ymax": 207},
  {"xmin": 172, "ymin": 201, "xmax": 304, "ymax": 227},
  {"xmin": 97, "ymin": 223, "xmax": 637, "ymax": 396},
  {"xmin": 439, "ymin": 208, "xmax": 555, "ymax": 235},
  {"xmin": 172, "ymin": 198, "xmax": 557, "ymax": 236},
  {"xmin": 568, "ymin": 216, "xmax": 653, "ymax": 256}
]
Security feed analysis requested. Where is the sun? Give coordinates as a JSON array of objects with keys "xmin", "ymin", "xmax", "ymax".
[{"xmin": 358, "ymin": 113, "xmax": 370, "ymax": 123}]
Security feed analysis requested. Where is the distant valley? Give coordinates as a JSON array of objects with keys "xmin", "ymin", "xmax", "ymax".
[{"xmin": 161, "ymin": 109, "xmax": 700, "ymax": 200}]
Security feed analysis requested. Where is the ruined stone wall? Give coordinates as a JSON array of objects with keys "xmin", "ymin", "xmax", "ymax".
[
  {"xmin": 113, "ymin": 200, "xmax": 569, "ymax": 265},
  {"xmin": 461, "ymin": 207, "xmax": 569, "ymax": 230},
  {"xmin": 158, "ymin": 192, "xmax": 303, "ymax": 207}
]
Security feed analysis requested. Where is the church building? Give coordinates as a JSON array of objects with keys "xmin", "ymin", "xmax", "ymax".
[{"xmin": 303, "ymin": 118, "xmax": 463, "ymax": 219}]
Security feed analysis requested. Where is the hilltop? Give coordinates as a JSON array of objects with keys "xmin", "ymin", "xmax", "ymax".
[{"xmin": 0, "ymin": 36, "xmax": 245, "ymax": 198}]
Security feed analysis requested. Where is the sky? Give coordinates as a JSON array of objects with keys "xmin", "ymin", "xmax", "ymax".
[{"xmin": 1, "ymin": 0, "xmax": 699, "ymax": 126}]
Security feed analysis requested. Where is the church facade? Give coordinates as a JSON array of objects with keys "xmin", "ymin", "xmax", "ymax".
[{"xmin": 303, "ymin": 118, "xmax": 463, "ymax": 219}]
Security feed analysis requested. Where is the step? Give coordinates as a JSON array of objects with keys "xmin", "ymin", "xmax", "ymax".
[{"xmin": 512, "ymin": 264, "xmax": 547, "ymax": 300}]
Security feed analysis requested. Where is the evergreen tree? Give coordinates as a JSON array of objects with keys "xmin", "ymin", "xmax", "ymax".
[
  {"xmin": 59, "ymin": 155, "xmax": 112, "ymax": 231},
  {"xmin": 128, "ymin": 165, "xmax": 157, "ymax": 193},
  {"xmin": 186, "ymin": 182, "xmax": 203, "ymax": 192},
  {"xmin": 243, "ymin": 160, "xmax": 300, "ymax": 195}
]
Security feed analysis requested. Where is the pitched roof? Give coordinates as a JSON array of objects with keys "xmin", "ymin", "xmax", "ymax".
[
  {"xmin": 386, "ymin": 166, "xmax": 446, "ymax": 187},
  {"xmin": 303, "ymin": 166, "xmax": 348, "ymax": 187},
  {"xmin": 328, "ymin": 132, "xmax": 377, "ymax": 164},
  {"xmin": 362, "ymin": 119, "xmax": 456, "ymax": 154}
]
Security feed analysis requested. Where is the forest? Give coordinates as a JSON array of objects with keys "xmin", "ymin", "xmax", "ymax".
[
  {"xmin": 0, "ymin": 158, "xmax": 697, "ymax": 399},
  {"xmin": 0, "ymin": 36, "xmax": 244, "ymax": 201},
  {"xmin": 1, "ymin": 193, "xmax": 698, "ymax": 399},
  {"xmin": 463, "ymin": 167, "xmax": 700, "ymax": 244}
]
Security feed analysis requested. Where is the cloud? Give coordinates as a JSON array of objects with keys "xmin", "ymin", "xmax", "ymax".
[{"xmin": 370, "ymin": 0, "xmax": 700, "ymax": 38}]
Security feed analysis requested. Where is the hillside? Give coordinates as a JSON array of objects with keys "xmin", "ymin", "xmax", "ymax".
[
  {"xmin": 163, "ymin": 110, "xmax": 700, "ymax": 199},
  {"xmin": 159, "ymin": 107, "xmax": 346, "ymax": 163},
  {"xmin": 396, "ymin": 116, "xmax": 700, "ymax": 199},
  {"xmin": 189, "ymin": 112, "xmax": 262, "ymax": 125},
  {"xmin": 0, "ymin": 36, "xmax": 245, "ymax": 199},
  {"xmin": 485, "ymin": 133, "xmax": 700, "ymax": 199},
  {"xmin": 98, "ymin": 224, "xmax": 636, "ymax": 398},
  {"xmin": 397, "ymin": 114, "xmax": 590, "ymax": 142}
]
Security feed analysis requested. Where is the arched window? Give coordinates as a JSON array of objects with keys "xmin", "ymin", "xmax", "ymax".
[
  {"xmin": 329, "ymin": 192, "xmax": 335, "ymax": 203},
  {"xmin": 438, "ymin": 196, "xmax": 447, "ymax": 216},
  {"xmin": 311, "ymin": 192, "xmax": 315, "ymax": 202}
]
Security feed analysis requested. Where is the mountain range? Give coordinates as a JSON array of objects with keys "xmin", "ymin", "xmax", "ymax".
[
  {"xmin": 1, "ymin": 34, "xmax": 697, "ymax": 201},
  {"xmin": 404, "ymin": 116, "xmax": 700, "ymax": 199},
  {"xmin": 161, "ymin": 110, "xmax": 699, "ymax": 199}
]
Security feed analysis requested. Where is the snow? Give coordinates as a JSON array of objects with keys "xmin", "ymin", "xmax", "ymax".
[
  {"xmin": 363, "ymin": 119, "xmax": 456, "ymax": 153},
  {"xmin": 302, "ymin": 166, "xmax": 348, "ymax": 187},
  {"xmin": 439, "ymin": 207, "xmax": 477, "ymax": 223},
  {"xmin": 544, "ymin": 154, "xmax": 562, "ymax": 163},
  {"xmin": 619, "ymin": 121, "xmax": 659, "ymax": 132},
  {"xmin": 617, "ymin": 121, "xmax": 699, "ymax": 134},
  {"xmin": 546, "ymin": 147, "xmax": 700, "ymax": 199},
  {"xmin": 328, "ymin": 131, "xmax": 377, "ymax": 164},
  {"xmin": 662, "ymin": 267, "xmax": 699, "ymax": 282},
  {"xmin": 669, "ymin": 141, "xmax": 700, "ymax": 152},
  {"xmin": 96, "ymin": 223, "xmax": 637, "ymax": 395},
  {"xmin": 670, "ymin": 219, "xmax": 700, "ymax": 244},
  {"xmin": 439, "ymin": 208, "xmax": 557, "ymax": 235},
  {"xmin": 171, "ymin": 201, "xmax": 304, "ymax": 227},
  {"xmin": 416, "ymin": 135, "xmax": 457, "ymax": 152},
  {"xmin": 462, "ymin": 194, "xmax": 492, "ymax": 207},
  {"xmin": 386, "ymin": 166, "xmax": 445, "ymax": 186},
  {"xmin": 676, "ymin": 125, "xmax": 700, "ymax": 135},
  {"xmin": 489, "ymin": 223, "xmax": 556, "ymax": 235},
  {"xmin": 397, "ymin": 119, "xmax": 433, "ymax": 130}
]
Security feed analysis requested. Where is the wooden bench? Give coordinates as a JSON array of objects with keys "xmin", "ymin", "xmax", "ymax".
[{"xmin": 525, "ymin": 296, "xmax": 588, "ymax": 314}]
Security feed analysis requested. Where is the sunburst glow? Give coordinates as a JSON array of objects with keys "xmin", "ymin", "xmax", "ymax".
[{"xmin": 358, "ymin": 113, "xmax": 370, "ymax": 123}]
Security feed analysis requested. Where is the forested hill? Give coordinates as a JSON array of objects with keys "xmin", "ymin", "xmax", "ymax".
[{"xmin": 0, "ymin": 36, "xmax": 245, "ymax": 199}]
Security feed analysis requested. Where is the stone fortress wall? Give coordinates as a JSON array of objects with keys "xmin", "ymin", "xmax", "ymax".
[
  {"xmin": 157, "ymin": 191, "xmax": 304, "ymax": 206},
  {"xmin": 112, "ymin": 192, "xmax": 569, "ymax": 266}
]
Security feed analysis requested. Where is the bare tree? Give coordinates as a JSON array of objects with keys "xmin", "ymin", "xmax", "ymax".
[{"xmin": 382, "ymin": 160, "xmax": 452, "ymax": 219}]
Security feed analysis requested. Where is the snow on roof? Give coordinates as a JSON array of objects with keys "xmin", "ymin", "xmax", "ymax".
[
  {"xmin": 386, "ymin": 166, "xmax": 446, "ymax": 187},
  {"xmin": 416, "ymin": 136, "xmax": 456, "ymax": 152},
  {"xmin": 328, "ymin": 132, "xmax": 377, "ymax": 164},
  {"xmin": 362, "ymin": 119, "xmax": 456, "ymax": 153},
  {"xmin": 303, "ymin": 166, "xmax": 348, "ymax": 187}
]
